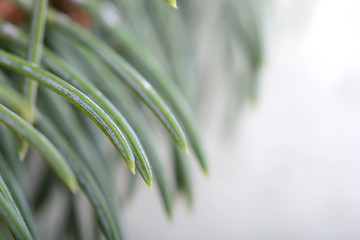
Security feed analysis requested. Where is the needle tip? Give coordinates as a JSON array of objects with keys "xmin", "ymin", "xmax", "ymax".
[
  {"xmin": 130, "ymin": 166, "xmax": 136, "ymax": 175},
  {"xmin": 164, "ymin": 0, "xmax": 178, "ymax": 9},
  {"xmin": 147, "ymin": 179, "xmax": 153, "ymax": 190}
]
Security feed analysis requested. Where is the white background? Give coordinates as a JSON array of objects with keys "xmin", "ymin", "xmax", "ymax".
[{"xmin": 123, "ymin": 1, "xmax": 360, "ymax": 239}]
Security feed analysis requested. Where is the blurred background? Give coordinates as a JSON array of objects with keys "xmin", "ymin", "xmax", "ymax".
[
  {"xmin": 1, "ymin": 0, "xmax": 360, "ymax": 239},
  {"xmin": 122, "ymin": 0, "xmax": 360, "ymax": 239}
]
